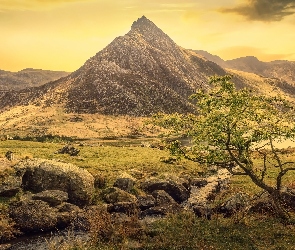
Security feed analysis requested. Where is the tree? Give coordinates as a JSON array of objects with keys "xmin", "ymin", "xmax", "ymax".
[{"xmin": 153, "ymin": 75, "xmax": 295, "ymax": 221}]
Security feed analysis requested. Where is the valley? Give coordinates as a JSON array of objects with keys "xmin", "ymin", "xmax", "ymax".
[{"xmin": 1, "ymin": 15, "xmax": 295, "ymax": 250}]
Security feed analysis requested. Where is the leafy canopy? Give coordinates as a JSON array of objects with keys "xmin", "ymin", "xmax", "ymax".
[{"xmin": 153, "ymin": 75, "xmax": 295, "ymax": 195}]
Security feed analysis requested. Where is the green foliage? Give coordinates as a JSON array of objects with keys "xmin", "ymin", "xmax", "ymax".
[{"xmin": 152, "ymin": 75, "xmax": 295, "ymax": 220}]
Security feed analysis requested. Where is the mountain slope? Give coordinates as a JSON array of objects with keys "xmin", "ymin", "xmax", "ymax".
[
  {"xmin": 195, "ymin": 50, "xmax": 295, "ymax": 87},
  {"xmin": 0, "ymin": 68, "xmax": 69, "ymax": 91},
  {"xmin": 0, "ymin": 16, "xmax": 227, "ymax": 116}
]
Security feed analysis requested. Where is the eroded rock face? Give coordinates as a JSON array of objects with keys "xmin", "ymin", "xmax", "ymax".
[{"xmin": 13, "ymin": 159, "xmax": 95, "ymax": 206}]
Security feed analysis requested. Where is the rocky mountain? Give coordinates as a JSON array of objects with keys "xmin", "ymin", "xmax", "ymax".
[
  {"xmin": 0, "ymin": 68, "xmax": 69, "ymax": 91},
  {"xmin": 0, "ymin": 16, "xmax": 227, "ymax": 116},
  {"xmin": 195, "ymin": 50, "xmax": 295, "ymax": 88},
  {"xmin": 0, "ymin": 16, "xmax": 294, "ymax": 116}
]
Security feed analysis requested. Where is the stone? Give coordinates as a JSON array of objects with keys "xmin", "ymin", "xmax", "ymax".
[
  {"xmin": 218, "ymin": 192, "xmax": 250, "ymax": 217},
  {"xmin": 137, "ymin": 195, "xmax": 156, "ymax": 210},
  {"xmin": 281, "ymin": 187, "xmax": 295, "ymax": 210},
  {"xmin": 56, "ymin": 203, "xmax": 82, "ymax": 228},
  {"xmin": 140, "ymin": 190, "xmax": 181, "ymax": 217},
  {"xmin": 190, "ymin": 178, "xmax": 208, "ymax": 188},
  {"xmin": 9, "ymin": 200, "xmax": 58, "ymax": 233},
  {"xmin": 193, "ymin": 205, "xmax": 212, "ymax": 219},
  {"xmin": 13, "ymin": 159, "xmax": 95, "ymax": 206},
  {"xmin": 107, "ymin": 202, "xmax": 138, "ymax": 215},
  {"xmin": 113, "ymin": 173, "xmax": 136, "ymax": 192},
  {"xmin": 141, "ymin": 178, "xmax": 189, "ymax": 203},
  {"xmin": 102, "ymin": 187, "xmax": 137, "ymax": 204},
  {"xmin": 56, "ymin": 145, "xmax": 80, "ymax": 156},
  {"xmin": 32, "ymin": 190, "xmax": 68, "ymax": 206}
]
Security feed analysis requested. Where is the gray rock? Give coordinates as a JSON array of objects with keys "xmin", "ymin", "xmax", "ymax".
[
  {"xmin": 102, "ymin": 187, "xmax": 137, "ymax": 204},
  {"xmin": 32, "ymin": 190, "xmax": 68, "ymax": 206},
  {"xmin": 13, "ymin": 159, "xmax": 95, "ymax": 206},
  {"xmin": 193, "ymin": 205, "xmax": 212, "ymax": 219},
  {"xmin": 281, "ymin": 187, "xmax": 295, "ymax": 210},
  {"xmin": 218, "ymin": 192, "xmax": 250, "ymax": 217},
  {"xmin": 9, "ymin": 200, "xmax": 59, "ymax": 233},
  {"xmin": 141, "ymin": 178, "xmax": 189, "ymax": 203},
  {"xmin": 113, "ymin": 174, "xmax": 136, "ymax": 192},
  {"xmin": 140, "ymin": 190, "xmax": 181, "ymax": 217},
  {"xmin": 137, "ymin": 195, "xmax": 155, "ymax": 210}
]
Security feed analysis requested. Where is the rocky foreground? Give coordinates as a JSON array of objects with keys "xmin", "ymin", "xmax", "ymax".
[{"xmin": 1, "ymin": 157, "xmax": 295, "ymax": 247}]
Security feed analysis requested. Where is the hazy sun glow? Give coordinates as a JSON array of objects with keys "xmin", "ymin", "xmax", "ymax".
[{"xmin": 1, "ymin": 0, "xmax": 295, "ymax": 72}]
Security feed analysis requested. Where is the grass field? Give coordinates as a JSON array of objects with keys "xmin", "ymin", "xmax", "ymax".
[{"xmin": 2, "ymin": 138, "xmax": 295, "ymax": 249}]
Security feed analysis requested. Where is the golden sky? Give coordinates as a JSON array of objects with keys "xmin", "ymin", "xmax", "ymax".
[{"xmin": 1, "ymin": 0, "xmax": 295, "ymax": 72}]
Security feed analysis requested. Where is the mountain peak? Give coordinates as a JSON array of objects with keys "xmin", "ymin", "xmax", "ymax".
[{"xmin": 131, "ymin": 15, "xmax": 159, "ymax": 31}]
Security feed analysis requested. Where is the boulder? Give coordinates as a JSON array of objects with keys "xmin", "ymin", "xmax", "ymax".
[
  {"xmin": 56, "ymin": 203, "xmax": 82, "ymax": 228},
  {"xmin": 9, "ymin": 200, "xmax": 59, "ymax": 233},
  {"xmin": 218, "ymin": 192, "xmax": 250, "ymax": 217},
  {"xmin": 141, "ymin": 178, "xmax": 189, "ymax": 203},
  {"xmin": 249, "ymin": 192, "xmax": 275, "ymax": 214},
  {"xmin": 102, "ymin": 187, "xmax": 137, "ymax": 204},
  {"xmin": 140, "ymin": 190, "xmax": 181, "ymax": 217},
  {"xmin": 137, "ymin": 195, "xmax": 156, "ymax": 210},
  {"xmin": 193, "ymin": 205, "xmax": 212, "ymax": 219},
  {"xmin": 281, "ymin": 187, "xmax": 295, "ymax": 210},
  {"xmin": 9, "ymin": 199, "xmax": 82, "ymax": 233},
  {"xmin": 113, "ymin": 173, "xmax": 136, "ymax": 192},
  {"xmin": 32, "ymin": 190, "xmax": 68, "ymax": 206},
  {"xmin": 13, "ymin": 159, "xmax": 95, "ymax": 206}
]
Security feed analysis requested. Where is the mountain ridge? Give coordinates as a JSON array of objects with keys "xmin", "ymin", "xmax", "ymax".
[
  {"xmin": 0, "ymin": 68, "xmax": 70, "ymax": 91},
  {"xmin": 1, "ymin": 16, "xmax": 295, "ymax": 116}
]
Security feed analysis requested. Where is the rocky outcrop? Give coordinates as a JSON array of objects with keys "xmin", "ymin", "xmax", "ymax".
[
  {"xmin": 9, "ymin": 194, "xmax": 82, "ymax": 233},
  {"xmin": 141, "ymin": 177, "xmax": 190, "ymax": 203},
  {"xmin": 12, "ymin": 159, "xmax": 95, "ymax": 206}
]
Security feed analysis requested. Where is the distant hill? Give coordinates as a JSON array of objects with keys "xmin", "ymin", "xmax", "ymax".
[
  {"xmin": 195, "ymin": 50, "xmax": 295, "ymax": 87},
  {"xmin": 0, "ymin": 68, "xmax": 69, "ymax": 91},
  {"xmin": 0, "ymin": 16, "xmax": 294, "ymax": 116}
]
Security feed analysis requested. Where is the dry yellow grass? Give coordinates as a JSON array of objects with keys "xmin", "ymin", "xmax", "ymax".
[{"xmin": 0, "ymin": 105, "xmax": 161, "ymax": 139}]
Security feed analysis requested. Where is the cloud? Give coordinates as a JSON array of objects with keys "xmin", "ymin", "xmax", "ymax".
[
  {"xmin": 0, "ymin": 0, "xmax": 90, "ymax": 11},
  {"xmin": 220, "ymin": 0, "xmax": 295, "ymax": 21}
]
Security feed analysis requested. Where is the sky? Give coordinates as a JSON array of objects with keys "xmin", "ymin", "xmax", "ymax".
[{"xmin": 1, "ymin": 0, "xmax": 295, "ymax": 72}]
